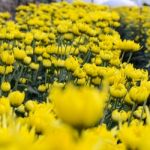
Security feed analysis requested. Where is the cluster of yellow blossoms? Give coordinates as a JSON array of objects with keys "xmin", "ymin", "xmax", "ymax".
[
  {"xmin": 1, "ymin": 85, "xmax": 150, "ymax": 150},
  {"xmin": 114, "ymin": 6, "xmax": 150, "ymax": 68},
  {"xmin": 0, "ymin": 1, "xmax": 149, "ymax": 149},
  {"xmin": 114, "ymin": 6, "xmax": 150, "ymax": 50}
]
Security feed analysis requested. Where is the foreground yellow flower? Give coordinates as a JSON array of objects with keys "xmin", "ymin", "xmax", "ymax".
[
  {"xmin": 118, "ymin": 124, "xmax": 144, "ymax": 150},
  {"xmin": 50, "ymin": 84, "xmax": 108, "ymax": 128},
  {"xmin": 0, "ymin": 97, "xmax": 11, "ymax": 115},
  {"xmin": 77, "ymin": 125, "xmax": 124, "ymax": 150}
]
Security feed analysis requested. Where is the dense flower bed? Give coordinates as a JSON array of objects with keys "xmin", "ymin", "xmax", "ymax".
[
  {"xmin": 0, "ymin": 1, "xmax": 149, "ymax": 150},
  {"xmin": 114, "ymin": 6, "xmax": 150, "ymax": 68}
]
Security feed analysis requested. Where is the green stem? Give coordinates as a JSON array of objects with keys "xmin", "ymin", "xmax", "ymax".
[
  {"xmin": 71, "ymin": 34, "xmax": 83, "ymax": 55},
  {"xmin": 118, "ymin": 97, "xmax": 125, "ymax": 111},
  {"xmin": 100, "ymin": 97, "xmax": 111, "ymax": 125},
  {"xmin": 0, "ymin": 66, "xmax": 6, "ymax": 97},
  {"xmin": 14, "ymin": 64, "xmax": 24, "ymax": 90},
  {"xmin": 140, "ymin": 100, "xmax": 147, "ymax": 122},
  {"xmin": 127, "ymin": 52, "xmax": 133, "ymax": 63},
  {"xmin": 128, "ymin": 103, "xmax": 137, "ymax": 125},
  {"xmin": 33, "ymin": 70, "xmax": 38, "ymax": 83},
  {"xmin": 67, "ymin": 71, "xmax": 72, "ymax": 82},
  {"xmin": 45, "ymin": 69, "xmax": 48, "ymax": 84},
  {"xmin": 121, "ymin": 51, "xmax": 125, "ymax": 62}
]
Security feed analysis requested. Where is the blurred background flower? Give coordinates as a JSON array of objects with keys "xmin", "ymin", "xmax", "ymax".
[{"xmin": 0, "ymin": 0, "xmax": 149, "ymax": 14}]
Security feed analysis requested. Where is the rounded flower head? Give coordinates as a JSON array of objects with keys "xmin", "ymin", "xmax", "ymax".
[
  {"xmin": 1, "ymin": 82, "xmax": 11, "ymax": 92},
  {"xmin": 0, "ymin": 51, "xmax": 15, "ymax": 65},
  {"xmin": 117, "ymin": 40, "xmax": 140, "ymax": 52},
  {"xmin": 25, "ymin": 100, "xmax": 37, "ymax": 112},
  {"xmin": 24, "ymin": 32, "xmax": 33, "ymax": 45},
  {"xmin": 129, "ymin": 86, "xmax": 149, "ymax": 103},
  {"xmin": 8, "ymin": 91, "xmax": 25, "ymax": 107},
  {"xmin": 110, "ymin": 83, "xmax": 127, "ymax": 98},
  {"xmin": 5, "ymin": 66, "xmax": 14, "ymax": 75},
  {"xmin": 34, "ymin": 46, "xmax": 45, "ymax": 55},
  {"xmin": 112, "ymin": 110, "xmax": 128, "ymax": 122},
  {"xmin": 29, "ymin": 63, "xmax": 39, "ymax": 70},
  {"xmin": 13, "ymin": 48, "xmax": 26, "ymax": 60},
  {"xmin": 50, "ymin": 84, "xmax": 108, "ymax": 128},
  {"xmin": 100, "ymin": 50, "xmax": 113, "ymax": 61},
  {"xmin": 42, "ymin": 59, "xmax": 51, "ymax": 68},
  {"xmin": 77, "ymin": 78, "xmax": 86, "ymax": 85},
  {"xmin": 23, "ymin": 56, "xmax": 31, "ymax": 65},
  {"xmin": 65, "ymin": 56, "xmax": 79, "ymax": 71},
  {"xmin": 38, "ymin": 84, "xmax": 47, "ymax": 92}
]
